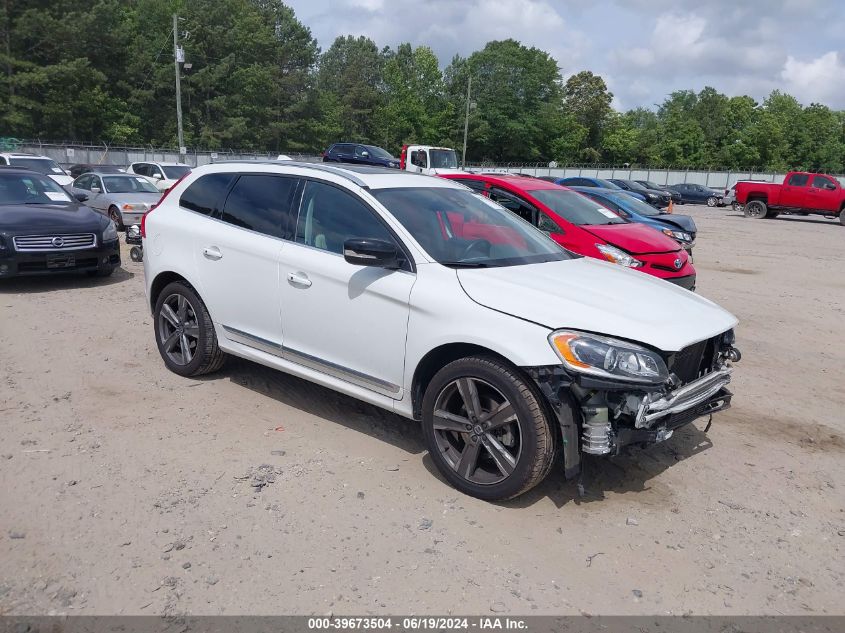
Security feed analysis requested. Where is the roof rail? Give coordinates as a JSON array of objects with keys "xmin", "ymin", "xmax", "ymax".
[{"xmin": 212, "ymin": 159, "xmax": 371, "ymax": 188}]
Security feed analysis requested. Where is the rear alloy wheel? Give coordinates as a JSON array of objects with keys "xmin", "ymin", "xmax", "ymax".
[
  {"xmin": 153, "ymin": 281, "xmax": 225, "ymax": 377},
  {"xmin": 744, "ymin": 200, "xmax": 768, "ymax": 219},
  {"xmin": 706, "ymin": 196, "xmax": 718, "ymax": 207},
  {"xmin": 422, "ymin": 356, "xmax": 555, "ymax": 501},
  {"xmin": 109, "ymin": 206, "xmax": 125, "ymax": 231}
]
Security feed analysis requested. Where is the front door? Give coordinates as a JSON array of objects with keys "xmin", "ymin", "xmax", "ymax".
[
  {"xmin": 278, "ymin": 179, "xmax": 415, "ymax": 398},
  {"xmin": 807, "ymin": 174, "xmax": 840, "ymax": 211}
]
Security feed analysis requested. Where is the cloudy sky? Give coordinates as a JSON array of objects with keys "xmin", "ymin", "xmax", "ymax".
[{"xmin": 284, "ymin": 0, "xmax": 845, "ymax": 111}]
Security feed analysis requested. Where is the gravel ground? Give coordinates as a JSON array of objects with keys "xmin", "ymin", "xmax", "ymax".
[{"xmin": 1, "ymin": 205, "xmax": 843, "ymax": 616}]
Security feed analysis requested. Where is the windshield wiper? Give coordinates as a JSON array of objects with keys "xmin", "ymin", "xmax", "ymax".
[{"xmin": 440, "ymin": 261, "xmax": 491, "ymax": 268}]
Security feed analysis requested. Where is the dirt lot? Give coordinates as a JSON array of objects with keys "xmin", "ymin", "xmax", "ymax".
[{"xmin": 1, "ymin": 205, "xmax": 843, "ymax": 616}]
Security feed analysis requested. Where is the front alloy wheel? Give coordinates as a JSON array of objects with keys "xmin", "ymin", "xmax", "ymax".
[
  {"xmin": 422, "ymin": 357, "xmax": 555, "ymax": 500},
  {"xmin": 706, "ymin": 196, "xmax": 717, "ymax": 207},
  {"xmin": 109, "ymin": 206, "xmax": 125, "ymax": 231}
]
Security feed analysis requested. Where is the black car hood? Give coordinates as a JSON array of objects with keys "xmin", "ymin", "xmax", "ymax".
[
  {"xmin": 0, "ymin": 203, "xmax": 106, "ymax": 233},
  {"xmin": 652, "ymin": 213, "xmax": 696, "ymax": 234}
]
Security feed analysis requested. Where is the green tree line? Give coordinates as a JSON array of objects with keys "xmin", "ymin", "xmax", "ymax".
[{"xmin": 2, "ymin": 0, "xmax": 844, "ymax": 171}]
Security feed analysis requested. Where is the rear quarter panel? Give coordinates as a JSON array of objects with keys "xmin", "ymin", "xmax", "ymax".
[{"xmin": 735, "ymin": 181, "xmax": 781, "ymax": 204}]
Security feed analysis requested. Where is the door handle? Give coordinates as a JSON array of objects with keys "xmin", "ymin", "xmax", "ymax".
[
  {"xmin": 203, "ymin": 246, "xmax": 223, "ymax": 261},
  {"xmin": 287, "ymin": 272, "xmax": 312, "ymax": 287}
]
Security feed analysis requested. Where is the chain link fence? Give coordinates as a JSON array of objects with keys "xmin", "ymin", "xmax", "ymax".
[
  {"xmin": 9, "ymin": 139, "xmax": 845, "ymax": 190},
  {"xmin": 9, "ymin": 139, "xmax": 322, "ymax": 168},
  {"xmin": 464, "ymin": 162, "xmax": 808, "ymax": 190}
]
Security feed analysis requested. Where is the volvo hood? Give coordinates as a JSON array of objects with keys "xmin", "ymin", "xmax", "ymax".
[{"xmin": 457, "ymin": 258, "xmax": 737, "ymax": 352}]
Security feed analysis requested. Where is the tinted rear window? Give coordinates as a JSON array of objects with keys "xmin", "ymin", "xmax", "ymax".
[
  {"xmin": 180, "ymin": 173, "xmax": 234, "ymax": 216},
  {"xmin": 220, "ymin": 175, "xmax": 298, "ymax": 238},
  {"xmin": 787, "ymin": 173, "xmax": 809, "ymax": 186}
]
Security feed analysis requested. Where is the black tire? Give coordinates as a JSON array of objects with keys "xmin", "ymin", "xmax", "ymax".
[
  {"xmin": 108, "ymin": 206, "xmax": 125, "ymax": 231},
  {"xmin": 731, "ymin": 201, "xmax": 741, "ymax": 212},
  {"xmin": 840, "ymin": 212, "xmax": 845, "ymax": 226},
  {"xmin": 129, "ymin": 246, "xmax": 143, "ymax": 262},
  {"xmin": 421, "ymin": 356, "xmax": 555, "ymax": 501},
  {"xmin": 153, "ymin": 281, "xmax": 225, "ymax": 377},
  {"xmin": 706, "ymin": 196, "xmax": 717, "ymax": 207},
  {"xmin": 744, "ymin": 200, "xmax": 768, "ymax": 219}
]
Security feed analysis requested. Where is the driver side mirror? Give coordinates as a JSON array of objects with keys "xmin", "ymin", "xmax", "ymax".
[
  {"xmin": 90, "ymin": 186, "xmax": 101, "ymax": 193},
  {"xmin": 825, "ymin": 183, "xmax": 837, "ymax": 190},
  {"xmin": 343, "ymin": 238, "xmax": 400, "ymax": 269},
  {"xmin": 73, "ymin": 192, "xmax": 89, "ymax": 202},
  {"xmin": 152, "ymin": 172, "xmax": 163, "ymax": 180},
  {"xmin": 361, "ymin": 151, "xmax": 369, "ymax": 158}
]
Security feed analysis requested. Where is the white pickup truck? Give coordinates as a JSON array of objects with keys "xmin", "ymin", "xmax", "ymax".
[{"xmin": 399, "ymin": 145, "xmax": 463, "ymax": 175}]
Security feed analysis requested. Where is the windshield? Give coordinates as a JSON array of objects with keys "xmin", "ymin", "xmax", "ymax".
[
  {"xmin": 162, "ymin": 165, "xmax": 190, "ymax": 179},
  {"xmin": 430, "ymin": 149, "xmax": 459, "ymax": 169},
  {"xmin": 593, "ymin": 192, "xmax": 660, "ymax": 217},
  {"xmin": 0, "ymin": 172, "xmax": 73, "ymax": 205},
  {"xmin": 366, "ymin": 146, "xmax": 394, "ymax": 160},
  {"xmin": 530, "ymin": 189, "xmax": 626, "ymax": 225},
  {"xmin": 371, "ymin": 187, "xmax": 569, "ymax": 267},
  {"xmin": 592, "ymin": 178, "xmax": 622, "ymax": 190},
  {"xmin": 642, "ymin": 181, "xmax": 663, "ymax": 189},
  {"xmin": 103, "ymin": 175, "xmax": 160, "ymax": 194},
  {"xmin": 9, "ymin": 157, "xmax": 66, "ymax": 176},
  {"xmin": 620, "ymin": 180, "xmax": 648, "ymax": 192}
]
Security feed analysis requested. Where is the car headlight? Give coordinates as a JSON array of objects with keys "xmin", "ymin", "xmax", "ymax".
[
  {"xmin": 646, "ymin": 193, "xmax": 657, "ymax": 201},
  {"xmin": 549, "ymin": 330, "xmax": 669, "ymax": 384},
  {"xmin": 122, "ymin": 203, "xmax": 147, "ymax": 211},
  {"xmin": 661, "ymin": 228, "xmax": 692, "ymax": 242},
  {"xmin": 596, "ymin": 243, "xmax": 643, "ymax": 268},
  {"xmin": 103, "ymin": 220, "xmax": 118, "ymax": 242}
]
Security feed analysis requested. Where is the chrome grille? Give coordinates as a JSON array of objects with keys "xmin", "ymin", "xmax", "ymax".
[{"xmin": 13, "ymin": 233, "xmax": 97, "ymax": 252}]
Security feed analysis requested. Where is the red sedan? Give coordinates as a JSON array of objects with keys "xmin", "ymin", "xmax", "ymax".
[{"xmin": 441, "ymin": 173, "xmax": 696, "ymax": 290}]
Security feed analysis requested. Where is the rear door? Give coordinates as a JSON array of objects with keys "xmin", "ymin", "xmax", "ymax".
[
  {"xmin": 188, "ymin": 173, "xmax": 299, "ymax": 351},
  {"xmin": 781, "ymin": 173, "xmax": 810, "ymax": 207},
  {"xmin": 333, "ymin": 144, "xmax": 354, "ymax": 164},
  {"xmin": 807, "ymin": 174, "xmax": 840, "ymax": 211},
  {"xmin": 87, "ymin": 176, "xmax": 107, "ymax": 212},
  {"xmin": 277, "ymin": 179, "xmax": 415, "ymax": 398}
]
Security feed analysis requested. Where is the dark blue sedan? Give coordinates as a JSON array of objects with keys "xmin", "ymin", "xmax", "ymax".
[{"xmin": 570, "ymin": 186, "xmax": 697, "ymax": 254}]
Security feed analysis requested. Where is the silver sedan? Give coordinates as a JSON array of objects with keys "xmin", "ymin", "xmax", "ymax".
[{"xmin": 70, "ymin": 172, "xmax": 162, "ymax": 229}]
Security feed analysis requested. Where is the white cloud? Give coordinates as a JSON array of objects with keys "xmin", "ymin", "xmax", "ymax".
[
  {"xmin": 781, "ymin": 51, "xmax": 845, "ymax": 106},
  {"xmin": 287, "ymin": 0, "xmax": 845, "ymax": 110}
]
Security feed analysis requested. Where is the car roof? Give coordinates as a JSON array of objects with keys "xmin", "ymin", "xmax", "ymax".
[
  {"xmin": 446, "ymin": 172, "xmax": 564, "ymax": 191},
  {"xmin": 0, "ymin": 152, "xmax": 52, "ymax": 159},
  {"xmin": 193, "ymin": 160, "xmax": 464, "ymax": 191},
  {"xmin": 0, "ymin": 165, "xmax": 40, "ymax": 174},
  {"xmin": 83, "ymin": 171, "xmax": 136, "ymax": 177}
]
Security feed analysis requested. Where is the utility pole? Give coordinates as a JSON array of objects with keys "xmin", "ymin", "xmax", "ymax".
[
  {"xmin": 173, "ymin": 14, "xmax": 185, "ymax": 160},
  {"xmin": 461, "ymin": 75, "xmax": 471, "ymax": 168}
]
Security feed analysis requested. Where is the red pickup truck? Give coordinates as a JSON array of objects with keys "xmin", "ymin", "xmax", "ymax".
[{"xmin": 735, "ymin": 172, "xmax": 845, "ymax": 224}]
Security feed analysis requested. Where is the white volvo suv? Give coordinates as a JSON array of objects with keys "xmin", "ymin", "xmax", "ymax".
[{"xmin": 142, "ymin": 162, "xmax": 740, "ymax": 500}]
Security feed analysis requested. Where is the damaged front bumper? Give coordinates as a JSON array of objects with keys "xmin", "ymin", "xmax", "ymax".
[{"xmin": 527, "ymin": 358, "xmax": 736, "ymax": 479}]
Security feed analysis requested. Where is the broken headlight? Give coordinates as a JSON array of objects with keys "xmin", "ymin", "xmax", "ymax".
[{"xmin": 549, "ymin": 330, "xmax": 669, "ymax": 384}]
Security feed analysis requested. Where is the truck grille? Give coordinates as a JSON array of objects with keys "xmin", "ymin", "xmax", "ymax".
[
  {"xmin": 13, "ymin": 233, "xmax": 96, "ymax": 252},
  {"xmin": 668, "ymin": 335, "xmax": 720, "ymax": 384}
]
